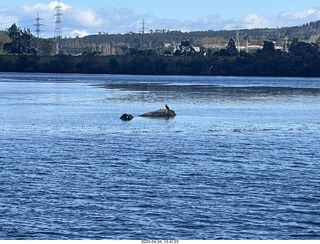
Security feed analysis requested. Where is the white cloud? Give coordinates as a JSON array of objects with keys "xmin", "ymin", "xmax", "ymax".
[
  {"xmin": 70, "ymin": 29, "xmax": 89, "ymax": 38},
  {"xmin": 1, "ymin": 2, "xmax": 320, "ymax": 38},
  {"xmin": 65, "ymin": 7, "xmax": 104, "ymax": 28},
  {"xmin": 239, "ymin": 9, "xmax": 320, "ymax": 30},
  {"xmin": 292, "ymin": 9, "xmax": 318, "ymax": 19},
  {"xmin": 60, "ymin": 4, "xmax": 142, "ymax": 35},
  {"xmin": 0, "ymin": 7, "xmax": 19, "ymax": 29},
  {"xmin": 241, "ymin": 13, "xmax": 271, "ymax": 29},
  {"xmin": 98, "ymin": 6, "xmax": 142, "ymax": 32},
  {"xmin": 145, "ymin": 15, "xmax": 230, "ymax": 32},
  {"xmin": 22, "ymin": 1, "xmax": 71, "ymax": 13}
]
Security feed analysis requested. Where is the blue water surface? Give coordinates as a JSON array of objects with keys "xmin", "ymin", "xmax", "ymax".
[{"xmin": 0, "ymin": 73, "xmax": 320, "ymax": 240}]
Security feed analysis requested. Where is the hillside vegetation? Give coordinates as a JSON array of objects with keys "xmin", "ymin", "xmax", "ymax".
[
  {"xmin": 1, "ymin": 20, "xmax": 320, "ymax": 56},
  {"xmin": 54, "ymin": 20, "xmax": 320, "ymax": 55},
  {"xmin": 0, "ymin": 31, "xmax": 11, "ymax": 54},
  {"xmin": 1, "ymin": 21, "xmax": 320, "ymax": 77},
  {"xmin": 1, "ymin": 39, "xmax": 320, "ymax": 77}
]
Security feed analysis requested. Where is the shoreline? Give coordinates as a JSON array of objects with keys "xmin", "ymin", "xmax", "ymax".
[{"xmin": 2, "ymin": 69, "xmax": 320, "ymax": 79}]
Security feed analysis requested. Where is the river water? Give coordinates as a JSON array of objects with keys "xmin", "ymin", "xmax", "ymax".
[{"xmin": 0, "ymin": 73, "xmax": 320, "ymax": 240}]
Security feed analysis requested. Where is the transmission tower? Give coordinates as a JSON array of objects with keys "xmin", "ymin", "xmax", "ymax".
[
  {"xmin": 54, "ymin": 0, "xmax": 63, "ymax": 54},
  {"xmin": 33, "ymin": 12, "xmax": 43, "ymax": 50},
  {"xmin": 236, "ymin": 25, "xmax": 241, "ymax": 53},
  {"xmin": 140, "ymin": 19, "xmax": 147, "ymax": 34},
  {"xmin": 54, "ymin": 0, "xmax": 63, "ymax": 38},
  {"xmin": 34, "ymin": 12, "xmax": 43, "ymax": 39},
  {"xmin": 284, "ymin": 37, "xmax": 289, "ymax": 52}
]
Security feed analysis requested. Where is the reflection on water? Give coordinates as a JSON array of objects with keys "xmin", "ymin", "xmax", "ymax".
[
  {"xmin": 99, "ymin": 82, "xmax": 320, "ymax": 105},
  {"xmin": 0, "ymin": 73, "xmax": 320, "ymax": 240}
]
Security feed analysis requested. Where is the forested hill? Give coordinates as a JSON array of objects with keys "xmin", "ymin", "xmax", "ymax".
[
  {"xmin": 83, "ymin": 20, "xmax": 320, "ymax": 43},
  {"xmin": 1, "ymin": 20, "xmax": 320, "ymax": 56},
  {"xmin": 56, "ymin": 20, "xmax": 320, "ymax": 55}
]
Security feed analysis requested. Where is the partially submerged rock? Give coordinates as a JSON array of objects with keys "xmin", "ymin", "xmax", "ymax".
[
  {"xmin": 120, "ymin": 114, "xmax": 134, "ymax": 121},
  {"xmin": 140, "ymin": 109, "xmax": 176, "ymax": 118}
]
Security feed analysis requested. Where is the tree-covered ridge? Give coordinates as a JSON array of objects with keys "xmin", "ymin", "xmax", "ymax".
[
  {"xmin": 1, "ymin": 38, "xmax": 320, "ymax": 77},
  {"xmin": 1, "ymin": 22, "xmax": 320, "ymax": 77},
  {"xmin": 55, "ymin": 20, "xmax": 320, "ymax": 55},
  {"xmin": 2, "ymin": 20, "xmax": 320, "ymax": 56}
]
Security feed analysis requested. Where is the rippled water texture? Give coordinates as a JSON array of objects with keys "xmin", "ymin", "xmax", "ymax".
[{"xmin": 0, "ymin": 73, "xmax": 320, "ymax": 240}]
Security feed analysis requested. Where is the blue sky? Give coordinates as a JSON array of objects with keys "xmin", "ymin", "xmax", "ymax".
[{"xmin": 1, "ymin": 0, "xmax": 320, "ymax": 37}]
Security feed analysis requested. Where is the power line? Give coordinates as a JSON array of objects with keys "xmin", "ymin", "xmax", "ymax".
[
  {"xmin": 54, "ymin": 0, "xmax": 63, "ymax": 38},
  {"xmin": 34, "ymin": 12, "xmax": 43, "ymax": 39},
  {"xmin": 236, "ymin": 25, "xmax": 241, "ymax": 53},
  {"xmin": 140, "ymin": 18, "xmax": 148, "ymax": 34},
  {"xmin": 33, "ymin": 12, "xmax": 43, "ymax": 51},
  {"xmin": 54, "ymin": 0, "xmax": 63, "ymax": 54}
]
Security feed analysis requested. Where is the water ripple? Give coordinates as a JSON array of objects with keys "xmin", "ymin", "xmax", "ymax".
[{"xmin": 1, "ymin": 75, "xmax": 320, "ymax": 239}]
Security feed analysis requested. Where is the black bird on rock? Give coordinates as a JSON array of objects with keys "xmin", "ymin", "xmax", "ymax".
[{"xmin": 165, "ymin": 104, "xmax": 170, "ymax": 110}]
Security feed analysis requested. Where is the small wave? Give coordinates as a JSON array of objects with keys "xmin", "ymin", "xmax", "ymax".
[{"xmin": 206, "ymin": 125, "xmax": 320, "ymax": 133}]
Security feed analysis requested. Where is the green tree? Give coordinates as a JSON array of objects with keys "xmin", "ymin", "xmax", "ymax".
[
  {"xmin": 0, "ymin": 31, "xmax": 11, "ymax": 54},
  {"xmin": 217, "ymin": 38, "xmax": 239, "ymax": 56},
  {"xmin": 4, "ymin": 24, "xmax": 36, "ymax": 54},
  {"xmin": 262, "ymin": 41, "xmax": 275, "ymax": 52},
  {"xmin": 289, "ymin": 41, "xmax": 320, "ymax": 56},
  {"xmin": 109, "ymin": 58, "xmax": 119, "ymax": 72}
]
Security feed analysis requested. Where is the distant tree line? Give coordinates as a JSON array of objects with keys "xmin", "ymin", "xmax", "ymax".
[
  {"xmin": 1, "ymin": 38, "xmax": 320, "ymax": 77},
  {"xmin": 58, "ymin": 20, "xmax": 320, "ymax": 54},
  {"xmin": 2, "ymin": 24, "xmax": 320, "ymax": 77}
]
